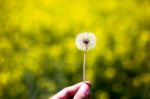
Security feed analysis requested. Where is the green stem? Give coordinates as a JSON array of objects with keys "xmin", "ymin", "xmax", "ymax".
[{"xmin": 83, "ymin": 46, "xmax": 87, "ymax": 82}]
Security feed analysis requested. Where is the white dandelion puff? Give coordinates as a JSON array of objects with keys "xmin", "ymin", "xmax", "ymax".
[
  {"xmin": 75, "ymin": 32, "xmax": 96, "ymax": 82},
  {"xmin": 76, "ymin": 32, "xmax": 96, "ymax": 51}
]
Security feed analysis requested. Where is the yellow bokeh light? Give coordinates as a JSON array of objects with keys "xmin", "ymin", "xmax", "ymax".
[{"xmin": 105, "ymin": 67, "xmax": 116, "ymax": 79}]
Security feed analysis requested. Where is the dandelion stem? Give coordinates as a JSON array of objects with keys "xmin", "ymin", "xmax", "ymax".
[{"xmin": 83, "ymin": 48, "xmax": 87, "ymax": 82}]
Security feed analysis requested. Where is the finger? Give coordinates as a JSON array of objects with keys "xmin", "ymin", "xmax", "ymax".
[
  {"xmin": 65, "ymin": 81, "xmax": 91, "ymax": 95},
  {"xmin": 51, "ymin": 81, "xmax": 91, "ymax": 99},
  {"xmin": 73, "ymin": 83, "xmax": 91, "ymax": 99},
  {"xmin": 69, "ymin": 81, "xmax": 91, "ymax": 93},
  {"xmin": 59, "ymin": 81, "xmax": 91, "ymax": 96}
]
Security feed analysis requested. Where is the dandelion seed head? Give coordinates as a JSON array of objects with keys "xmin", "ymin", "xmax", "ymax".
[{"xmin": 75, "ymin": 32, "xmax": 96, "ymax": 51}]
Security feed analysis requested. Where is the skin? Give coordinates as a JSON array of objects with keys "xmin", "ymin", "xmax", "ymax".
[{"xmin": 51, "ymin": 81, "xmax": 91, "ymax": 99}]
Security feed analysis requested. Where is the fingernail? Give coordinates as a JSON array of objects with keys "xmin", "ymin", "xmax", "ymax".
[{"xmin": 84, "ymin": 81, "xmax": 92, "ymax": 88}]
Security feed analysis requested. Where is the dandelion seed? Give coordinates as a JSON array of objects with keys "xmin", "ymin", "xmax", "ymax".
[
  {"xmin": 75, "ymin": 32, "xmax": 96, "ymax": 82},
  {"xmin": 76, "ymin": 32, "xmax": 96, "ymax": 51}
]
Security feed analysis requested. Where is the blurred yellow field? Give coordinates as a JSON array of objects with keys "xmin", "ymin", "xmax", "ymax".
[{"xmin": 0, "ymin": 0, "xmax": 150, "ymax": 99}]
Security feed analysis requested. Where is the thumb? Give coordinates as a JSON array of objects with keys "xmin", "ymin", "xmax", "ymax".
[{"xmin": 73, "ymin": 83, "xmax": 91, "ymax": 99}]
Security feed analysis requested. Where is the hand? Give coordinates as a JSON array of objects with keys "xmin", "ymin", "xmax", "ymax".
[{"xmin": 51, "ymin": 81, "xmax": 91, "ymax": 99}]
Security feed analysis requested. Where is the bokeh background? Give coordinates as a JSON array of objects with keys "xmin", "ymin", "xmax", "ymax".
[{"xmin": 0, "ymin": 0, "xmax": 150, "ymax": 99}]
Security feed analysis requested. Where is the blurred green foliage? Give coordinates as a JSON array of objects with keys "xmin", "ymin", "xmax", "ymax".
[{"xmin": 0, "ymin": 0, "xmax": 150, "ymax": 99}]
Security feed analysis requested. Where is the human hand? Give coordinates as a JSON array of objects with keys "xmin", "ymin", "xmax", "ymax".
[{"xmin": 51, "ymin": 81, "xmax": 91, "ymax": 99}]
